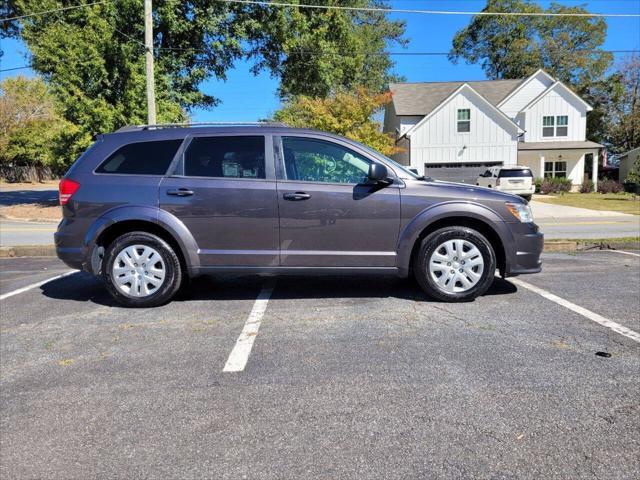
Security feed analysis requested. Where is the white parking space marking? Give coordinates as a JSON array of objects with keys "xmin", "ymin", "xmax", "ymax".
[
  {"xmin": 0, "ymin": 270, "xmax": 77, "ymax": 301},
  {"xmin": 510, "ymin": 277, "xmax": 640, "ymax": 343},
  {"xmin": 605, "ymin": 250, "xmax": 640, "ymax": 258},
  {"xmin": 223, "ymin": 281, "xmax": 276, "ymax": 372}
]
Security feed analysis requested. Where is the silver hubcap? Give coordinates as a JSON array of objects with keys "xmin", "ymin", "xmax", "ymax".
[
  {"xmin": 428, "ymin": 239, "xmax": 484, "ymax": 294},
  {"xmin": 112, "ymin": 245, "xmax": 166, "ymax": 298}
]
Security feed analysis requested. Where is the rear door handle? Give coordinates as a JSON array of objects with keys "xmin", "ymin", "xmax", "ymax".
[
  {"xmin": 166, "ymin": 188, "xmax": 194, "ymax": 197},
  {"xmin": 283, "ymin": 192, "xmax": 311, "ymax": 201}
]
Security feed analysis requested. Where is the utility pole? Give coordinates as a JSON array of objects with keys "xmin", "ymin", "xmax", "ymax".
[{"xmin": 144, "ymin": 0, "xmax": 157, "ymax": 124}]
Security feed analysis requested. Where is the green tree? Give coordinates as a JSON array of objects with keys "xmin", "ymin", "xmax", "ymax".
[
  {"xmin": 274, "ymin": 87, "xmax": 401, "ymax": 156},
  {"xmin": 607, "ymin": 55, "xmax": 640, "ymax": 154},
  {"xmin": 244, "ymin": 0, "xmax": 406, "ymax": 98},
  {"xmin": 0, "ymin": 76, "xmax": 76, "ymax": 181},
  {"xmin": 449, "ymin": 0, "xmax": 611, "ymax": 86}
]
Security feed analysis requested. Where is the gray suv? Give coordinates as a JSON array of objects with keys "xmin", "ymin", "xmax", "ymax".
[{"xmin": 55, "ymin": 124, "xmax": 543, "ymax": 307}]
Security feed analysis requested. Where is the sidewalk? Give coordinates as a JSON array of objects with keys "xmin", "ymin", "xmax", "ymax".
[{"xmin": 529, "ymin": 201, "xmax": 634, "ymax": 219}]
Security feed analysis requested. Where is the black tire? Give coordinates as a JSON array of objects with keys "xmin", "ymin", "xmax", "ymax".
[
  {"xmin": 413, "ymin": 226, "xmax": 496, "ymax": 302},
  {"xmin": 103, "ymin": 231, "xmax": 183, "ymax": 308},
  {"xmin": 521, "ymin": 195, "xmax": 532, "ymax": 202}
]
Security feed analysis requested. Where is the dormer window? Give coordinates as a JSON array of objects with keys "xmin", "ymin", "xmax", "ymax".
[
  {"xmin": 457, "ymin": 109, "xmax": 470, "ymax": 133},
  {"xmin": 543, "ymin": 115, "xmax": 568, "ymax": 137}
]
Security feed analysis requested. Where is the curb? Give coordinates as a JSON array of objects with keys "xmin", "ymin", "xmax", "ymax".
[
  {"xmin": 0, "ymin": 245, "xmax": 57, "ymax": 258},
  {"xmin": 544, "ymin": 240, "xmax": 640, "ymax": 252},
  {"xmin": 0, "ymin": 214, "xmax": 60, "ymax": 224}
]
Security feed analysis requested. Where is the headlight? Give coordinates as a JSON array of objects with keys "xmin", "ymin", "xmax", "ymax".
[{"xmin": 505, "ymin": 202, "xmax": 534, "ymax": 223}]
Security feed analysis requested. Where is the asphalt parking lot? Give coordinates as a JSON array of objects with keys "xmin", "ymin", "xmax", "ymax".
[{"xmin": 1, "ymin": 251, "xmax": 639, "ymax": 479}]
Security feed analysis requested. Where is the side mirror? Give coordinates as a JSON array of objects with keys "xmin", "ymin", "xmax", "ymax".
[{"xmin": 368, "ymin": 163, "xmax": 389, "ymax": 183}]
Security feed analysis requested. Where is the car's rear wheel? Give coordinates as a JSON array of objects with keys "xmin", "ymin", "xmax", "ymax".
[
  {"xmin": 103, "ymin": 232, "xmax": 182, "ymax": 308},
  {"xmin": 414, "ymin": 226, "xmax": 496, "ymax": 302}
]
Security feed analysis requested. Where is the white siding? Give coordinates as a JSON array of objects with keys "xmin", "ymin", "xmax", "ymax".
[
  {"xmin": 500, "ymin": 73, "xmax": 554, "ymax": 118},
  {"xmin": 524, "ymin": 88, "xmax": 587, "ymax": 142},
  {"xmin": 408, "ymin": 89, "xmax": 518, "ymax": 174}
]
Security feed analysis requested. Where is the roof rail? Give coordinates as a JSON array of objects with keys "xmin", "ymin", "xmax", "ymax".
[{"xmin": 115, "ymin": 121, "xmax": 287, "ymax": 132}]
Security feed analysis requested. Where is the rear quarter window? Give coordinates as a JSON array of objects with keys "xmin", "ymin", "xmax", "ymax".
[
  {"xmin": 95, "ymin": 139, "xmax": 183, "ymax": 175},
  {"xmin": 499, "ymin": 169, "xmax": 533, "ymax": 178}
]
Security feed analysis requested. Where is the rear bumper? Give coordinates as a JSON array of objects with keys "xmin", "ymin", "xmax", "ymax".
[
  {"xmin": 504, "ymin": 222, "xmax": 543, "ymax": 276},
  {"xmin": 497, "ymin": 185, "xmax": 536, "ymax": 196},
  {"xmin": 54, "ymin": 218, "xmax": 88, "ymax": 271}
]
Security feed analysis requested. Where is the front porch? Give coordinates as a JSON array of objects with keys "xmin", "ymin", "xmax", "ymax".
[{"xmin": 517, "ymin": 141, "xmax": 602, "ymax": 191}]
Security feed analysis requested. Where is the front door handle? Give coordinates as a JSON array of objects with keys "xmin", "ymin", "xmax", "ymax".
[
  {"xmin": 166, "ymin": 188, "xmax": 194, "ymax": 197},
  {"xmin": 283, "ymin": 192, "xmax": 311, "ymax": 201}
]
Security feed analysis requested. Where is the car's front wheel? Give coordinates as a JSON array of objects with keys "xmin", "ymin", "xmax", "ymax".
[
  {"xmin": 103, "ymin": 232, "xmax": 182, "ymax": 308},
  {"xmin": 414, "ymin": 226, "xmax": 496, "ymax": 302}
]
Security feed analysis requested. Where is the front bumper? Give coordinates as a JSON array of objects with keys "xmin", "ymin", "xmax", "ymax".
[{"xmin": 504, "ymin": 222, "xmax": 543, "ymax": 276}]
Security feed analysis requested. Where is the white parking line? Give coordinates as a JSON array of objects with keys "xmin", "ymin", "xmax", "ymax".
[
  {"xmin": 0, "ymin": 270, "xmax": 77, "ymax": 301},
  {"xmin": 605, "ymin": 250, "xmax": 640, "ymax": 258},
  {"xmin": 223, "ymin": 281, "xmax": 276, "ymax": 372},
  {"xmin": 510, "ymin": 277, "xmax": 640, "ymax": 343}
]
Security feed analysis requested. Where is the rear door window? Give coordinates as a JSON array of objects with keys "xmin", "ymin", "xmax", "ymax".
[
  {"xmin": 96, "ymin": 140, "xmax": 182, "ymax": 175},
  {"xmin": 499, "ymin": 169, "xmax": 533, "ymax": 178},
  {"xmin": 183, "ymin": 136, "xmax": 266, "ymax": 179}
]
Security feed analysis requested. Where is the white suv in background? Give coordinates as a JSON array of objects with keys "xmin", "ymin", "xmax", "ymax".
[{"xmin": 476, "ymin": 166, "xmax": 535, "ymax": 201}]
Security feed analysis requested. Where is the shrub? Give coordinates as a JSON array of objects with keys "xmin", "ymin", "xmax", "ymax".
[
  {"xmin": 623, "ymin": 181, "xmax": 640, "ymax": 194},
  {"xmin": 539, "ymin": 177, "xmax": 572, "ymax": 194},
  {"xmin": 598, "ymin": 179, "xmax": 624, "ymax": 194},
  {"xmin": 534, "ymin": 177, "xmax": 543, "ymax": 193},
  {"xmin": 579, "ymin": 179, "xmax": 594, "ymax": 193}
]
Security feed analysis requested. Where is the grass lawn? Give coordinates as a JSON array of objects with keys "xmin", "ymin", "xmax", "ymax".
[{"xmin": 534, "ymin": 192, "xmax": 640, "ymax": 215}]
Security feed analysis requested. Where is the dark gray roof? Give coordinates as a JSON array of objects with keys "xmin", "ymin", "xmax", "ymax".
[
  {"xmin": 389, "ymin": 79, "xmax": 525, "ymax": 116},
  {"xmin": 518, "ymin": 141, "xmax": 603, "ymax": 150}
]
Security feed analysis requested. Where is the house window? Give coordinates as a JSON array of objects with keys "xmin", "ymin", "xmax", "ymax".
[
  {"xmin": 554, "ymin": 161, "xmax": 567, "ymax": 178},
  {"xmin": 556, "ymin": 116, "xmax": 568, "ymax": 136},
  {"xmin": 457, "ymin": 109, "xmax": 470, "ymax": 133},
  {"xmin": 542, "ymin": 116, "xmax": 555, "ymax": 137},
  {"xmin": 543, "ymin": 115, "xmax": 569, "ymax": 137},
  {"xmin": 544, "ymin": 161, "xmax": 567, "ymax": 178}
]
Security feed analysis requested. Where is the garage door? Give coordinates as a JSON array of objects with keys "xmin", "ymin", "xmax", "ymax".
[{"xmin": 425, "ymin": 163, "xmax": 503, "ymax": 184}]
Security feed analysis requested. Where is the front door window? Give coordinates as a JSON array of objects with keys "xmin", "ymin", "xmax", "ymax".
[{"xmin": 281, "ymin": 137, "xmax": 371, "ymax": 184}]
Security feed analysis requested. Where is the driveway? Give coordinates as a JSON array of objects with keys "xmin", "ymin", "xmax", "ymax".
[{"xmin": 1, "ymin": 252, "xmax": 639, "ymax": 479}]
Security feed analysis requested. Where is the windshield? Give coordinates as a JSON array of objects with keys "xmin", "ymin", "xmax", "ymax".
[
  {"xmin": 499, "ymin": 169, "xmax": 533, "ymax": 178},
  {"xmin": 355, "ymin": 142, "xmax": 423, "ymax": 179}
]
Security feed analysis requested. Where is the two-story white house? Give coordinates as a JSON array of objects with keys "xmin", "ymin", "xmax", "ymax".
[{"xmin": 383, "ymin": 69, "xmax": 602, "ymax": 190}]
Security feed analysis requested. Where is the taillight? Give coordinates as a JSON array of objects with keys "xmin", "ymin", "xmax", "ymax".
[{"xmin": 59, "ymin": 178, "xmax": 80, "ymax": 206}]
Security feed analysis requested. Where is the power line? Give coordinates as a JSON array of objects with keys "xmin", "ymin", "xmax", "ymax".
[
  {"xmin": 3, "ymin": 48, "xmax": 637, "ymax": 73},
  {"xmin": 214, "ymin": 0, "xmax": 640, "ymax": 18},
  {"xmin": 3, "ymin": 0, "xmax": 639, "ymax": 23},
  {"xmin": 0, "ymin": 66, "xmax": 33, "ymax": 73},
  {"xmin": 0, "ymin": 0, "xmax": 112, "ymax": 23},
  {"xmin": 154, "ymin": 46, "xmax": 640, "ymax": 55}
]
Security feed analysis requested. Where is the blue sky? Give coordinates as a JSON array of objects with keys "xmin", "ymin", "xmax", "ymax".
[{"xmin": 1, "ymin": 0, "xmax": 639, "ymax": 122}]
